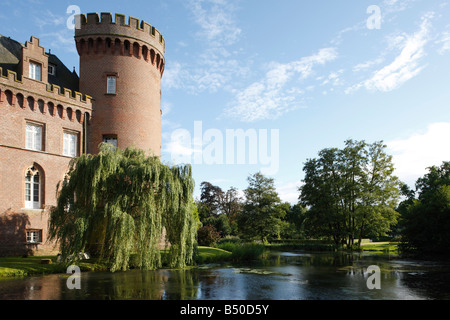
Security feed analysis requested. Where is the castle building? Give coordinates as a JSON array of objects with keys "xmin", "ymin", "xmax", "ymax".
[{"xmin": 0, "ymin": 13, "xmax": 165, "ymax": 256}]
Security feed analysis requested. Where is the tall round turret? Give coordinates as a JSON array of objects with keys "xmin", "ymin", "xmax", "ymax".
[{"xmin": 75, "ymin": 13, "xmax": 165, "ymax": 156}]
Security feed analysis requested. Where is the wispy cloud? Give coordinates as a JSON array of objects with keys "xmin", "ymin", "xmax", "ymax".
[
  {"xmin": 163, "ymin": 0, "xmax": 245, "ymax": 94},
  {"xmin": 34, "ymin": 9, "xmax": 65, "ymax": 30},
  {"xmin": 382, "ymin": 0, "xmax": 418, "ymax": 14},
  {"xmin": 346, "ymin": 12, "xmax": 433, "ymax": 93},
  {"xmin": 223, "ymin": 47, "xmax": 338, "ymax": 122},
  {"xmin": 436, "ymin": 30, "xmax": 450, "ymax": 55},
  {"xmin": 189, "ymin": 0, "xmax": 241, "ymax": 46}
]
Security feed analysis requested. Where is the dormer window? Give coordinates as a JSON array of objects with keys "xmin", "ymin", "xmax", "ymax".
[
  {"xmin": 48, "ymin": 64, "xmax": 56, "ymax": 76},
  {"xmin": 29, "ymin": 62, "xmax": 42, "ymax": 81}
]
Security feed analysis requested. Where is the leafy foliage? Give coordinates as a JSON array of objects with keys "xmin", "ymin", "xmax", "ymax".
[
  {"xmin": 401, "ymin": 162, "xmax": 450, "ymax": 255},
  {"xmin": 238, "ymin": 172, "xmax": 285, "ymax": 242},
  {"xmin": 48, "ymin": 144, "xmax": 197, "ymax": 272},
  {"xmin": 299, "ymin": 140, "xmax": 400, "ymax": 246},
  {"xmin": 197, "ymin": 225, "xmax": 221, "ymax": 247}
]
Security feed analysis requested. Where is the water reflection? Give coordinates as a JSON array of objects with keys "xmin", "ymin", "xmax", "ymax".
[{"xmin": 0, "ymin": 252, "xmax": 449, "ymax": 300}]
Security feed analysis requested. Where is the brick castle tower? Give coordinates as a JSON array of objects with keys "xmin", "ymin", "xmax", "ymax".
[{"xmin": 75, "ymin": 13, "xmax": 165, "ymax": 156}]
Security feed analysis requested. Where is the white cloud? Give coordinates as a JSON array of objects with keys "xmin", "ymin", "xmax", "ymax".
[
  {"xmin": 346, "ymin": 13, "xmax": 433, "ymax": 94},
  {"xmin": 352, "ymin": 57, "xmax": 385, "ymax": 73},
  {"xmin": 223, "ymin": 47, "xmax": 338, "ymax": 122},
  {"xmin": 277, "ymin": 181, "xmax": 302, "ymax": 204},
  {"xmin": 436, "ymin": 31, "xmax": 450, "ymax": 55},
  {"xmin": 387, "ymin": 122, "xmax": 450, "ymax": 187}
]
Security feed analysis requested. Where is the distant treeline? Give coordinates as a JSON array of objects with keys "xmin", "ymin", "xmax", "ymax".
[{"xmin": 195, "ymin": 139, "xmax": 450, "ymax": 258}]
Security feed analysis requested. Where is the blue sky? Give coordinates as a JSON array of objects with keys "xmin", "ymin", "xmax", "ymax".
[{"xmin": 2, "ymin": 0, "xmax": 450, "ymax": 203}]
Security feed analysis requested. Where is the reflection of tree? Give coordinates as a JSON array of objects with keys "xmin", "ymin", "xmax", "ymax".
[
  {"xmin": 100, "ymin": 269, "xmax": 200, "ymax": 300},
  {"xmin": 163, "ymin": 269, "xmax": 199, "ymax": 300}
]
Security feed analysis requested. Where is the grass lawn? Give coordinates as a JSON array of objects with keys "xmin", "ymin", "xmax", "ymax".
[
  {"xmin": 196, "ymin": 246, "xmax": 232, "ymax": 264},
  {"xmin": 0, "ymin": 247, "xmax": 232, "ymax": 278},
  {"xmin": 0, "ymin": 256, "xmax": 107, "ymax": 278},
  {"xmin": 360, "ymin": 242, "xmax": 399, "ymax": 253},
  {"xmin": 0, "ymin": 256, "xmax": 64, "ymax": 278}
]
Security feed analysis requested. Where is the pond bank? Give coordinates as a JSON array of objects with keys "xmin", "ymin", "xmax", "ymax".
[
  {"xmin": 0, "ymin": 242, "xmax": 421, "ymax": 279},
  {"xmin": 0, "ymin": 247, "xmax": 232, "ymax": 278},
  {"xmin": 1, "ymin": 250, "xmax": 450, "ymax": 300}
]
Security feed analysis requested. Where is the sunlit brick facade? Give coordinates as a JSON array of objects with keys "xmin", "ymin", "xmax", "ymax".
[{"xmin": 0, "ymin": 13, "xmax": 164, "ymax": 256}]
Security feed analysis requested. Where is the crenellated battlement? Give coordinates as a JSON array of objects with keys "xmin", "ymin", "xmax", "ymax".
[
  {"xmin": 75, "ymin": 13, "xmax": 165, "ymax": 56},
  {"xmin": 0, "ymin": 67, "xmax": 92, "ymax": 109}
]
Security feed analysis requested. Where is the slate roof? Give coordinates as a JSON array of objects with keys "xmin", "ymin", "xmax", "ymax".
[{"xmin": 0, "ymin": 34, "xmax": 23, "ymax": 75}]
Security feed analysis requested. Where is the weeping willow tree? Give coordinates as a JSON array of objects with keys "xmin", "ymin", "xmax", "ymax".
[{"xmin": 48, "ymin": 144, "xmax": 197, "ymax": 272}]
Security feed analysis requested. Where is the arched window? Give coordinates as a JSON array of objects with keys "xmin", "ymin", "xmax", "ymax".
[
  {"xmin": 66, "ymin": 107, "xmax": 73, "ymax": 121},
  {"xmin": 27, "ymin": 96, "xmax": 34, "ymax": 111},
  {"xmin": 16, "ymin": 93, "xmax": 24, "ymax": 108},
  {"xmin": 133, "ymin": 42, "xmax": 140, "ymax": 58},
  {"xmin": 25, "ymin": 166, "xmax": 42, "ymax": 209},
  {"xmin": 124, "ymin": 40, "xmax": 130, "ymax": 56},
  {"xmin": 47, "ymin": 102, "xmax": 55, "ymax": 116},
  {"xmin": 38, "ymin": 99, "xmax": 45, "ymax": 114},
  {"xmin": 5, "ymin": 90, "xmax": 13, "ymax": 106},
  {"xmin": 142, "ymin": 45, "xmax": 149, "ymax": 62}
]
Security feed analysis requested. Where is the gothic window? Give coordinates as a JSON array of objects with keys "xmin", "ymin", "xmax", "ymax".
[{"xmin": 25, "ymin": 166, "xmax": 41, "ymax": 209}]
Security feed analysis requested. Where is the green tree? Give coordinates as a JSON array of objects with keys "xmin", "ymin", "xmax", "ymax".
[
  {"xmin": 48, "ymin": 144, "xmax": 197, "ymax": 272},
  {"xmin": 199, "ymin": 181, "xmax": 224, "ymax": 218},
  {"xmin": 197, "ymin": 225, "xmax": 221, "ymax": 247},
  {"xmin": 203, "ymin": 214, "xmax": 232, "ymax": 237},
  {"xmin": 401, "ymin": 162, "xmax": 450, "ymax": 255},
  {"xmin": 238, "ymin": 172, "xmax": 284, "ymax": 242},
  {"xmin": 299, "ymin": 140, "xmax": 400, "ymax": 247},
  {"xmin": 281, "ymin": 203, "xmax": 307, "ymax": 239}
]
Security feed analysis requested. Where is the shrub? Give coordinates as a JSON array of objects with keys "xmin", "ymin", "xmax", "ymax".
[{"xmin": 197, "ymin": 225, "xmax": 221, "ymax": 247}]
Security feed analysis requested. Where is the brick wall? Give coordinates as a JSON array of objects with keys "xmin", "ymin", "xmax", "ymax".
[{"xmin": 0, "ymin": 76, "xmax": 91, "ymax": 256}]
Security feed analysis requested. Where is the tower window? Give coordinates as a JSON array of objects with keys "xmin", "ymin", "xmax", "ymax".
[
  {"xmin": 29, "ymin": 62, "xmax": 42, "ymax": 81},
  {"xmin": 107, "ymin": 76, "xmax": 116, "ymax": 94},
  {"xmin": 25, "ymin": 167, "xmax": 41, "ymax": 209},
  {"xmin": 26, "ymin": 122, "xmax": 44, "ymax": 151},
  {"xmin": 103, "ymin": 135, "xmax": 118, "ymax": 148}
]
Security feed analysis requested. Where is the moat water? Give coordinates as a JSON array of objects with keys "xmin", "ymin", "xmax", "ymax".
[{"xmin": 1, "ymin": 251, "xmax": 449, "ymax": 300}]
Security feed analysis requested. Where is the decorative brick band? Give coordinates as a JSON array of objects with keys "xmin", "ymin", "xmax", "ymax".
[{"xmin": 0, "ymin": 68, "xmax": 92, "ymax": 123}]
